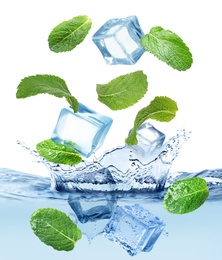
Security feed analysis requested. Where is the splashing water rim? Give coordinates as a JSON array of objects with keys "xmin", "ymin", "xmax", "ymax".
[{"xmin": 17, "ymin": 128, "xmax": 191, "ymax": 193}]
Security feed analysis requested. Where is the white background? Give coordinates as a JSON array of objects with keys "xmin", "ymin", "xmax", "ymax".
[
  {"xmin": 1, "ymin": 0, "xmax": 222, "ymax": 176},
  {"xmin": 1, "ymin": 2, "xmax": 222, "ymax": 260}
]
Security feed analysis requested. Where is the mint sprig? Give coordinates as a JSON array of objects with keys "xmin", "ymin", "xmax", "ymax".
[
  {"xmin": 163, "ymin": 177, "xmax": 209, "ymax": 214},
  {"xmin": 140, "ymin": 26, "xmax": 193, "ymax": 71},
  {"xmin": 125, "ymin": 96, "xmax": 178, "ymax": 145},
  {"xmin": 30, "ymin": 208, "xmax": 82, "ymax": 251},
  {"xmin": 16, "ymin": 74, "xmax": 78, "ymax": 112},
  {"xmin": 96, "ymin": 70, "xmax": 148, "ymax": 110},
  {"xmin": 36, "ymin": 139, "xmax": 82, "ymax": 165},
  {"xmin": 48, "ymin": 15, "xmax": 92, "ymax": 53}
]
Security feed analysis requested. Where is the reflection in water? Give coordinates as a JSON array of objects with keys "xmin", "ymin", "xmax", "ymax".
[
  {"xmin": 1, "ymin": 167, "xmax": 222, "ymax": 255},
  {"xmin": 0, "ymin": 128, "xmax": 220, "ymax": 255}
]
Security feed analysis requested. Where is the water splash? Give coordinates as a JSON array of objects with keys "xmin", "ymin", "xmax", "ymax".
[
  {"xmin": 17, "ymin": 129, "xmax": 190, "ymax": 192},
  {"xmin": 1, "ymin": 167, "xmax": 222, "ymax": 201}
]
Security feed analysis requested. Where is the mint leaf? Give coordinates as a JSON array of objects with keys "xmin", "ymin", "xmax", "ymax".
[
  {"xmin": 36, "ymin": 139, "xmax": 82, "ymax": 165},
  {"xmin": 140, "ymin": 26, "xmax": 193, "ymax": 71},
  {"xmin": 48, "ymin": 15, "xmax": 92, "ymax": 53},
  {"xmin": 125, "ymin": 96, "xmax": 178, "ymax": 145},
  {"xmin": 96, "ymin": 70, "xmax": 148, "ymax": 110},
  {"xmin": 163, "ymin": 177, "xmax": 209, "ymax": 214},
  {"xmin": 16, "ymin": 74, "xmax": 78, "ymax": 112},
  {"xmin": 30, "ymin": 208, "xmax": 82, "ymax": 251}
]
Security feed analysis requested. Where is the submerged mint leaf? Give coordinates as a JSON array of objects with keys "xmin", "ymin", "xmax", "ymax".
[
  {"xmin": 30, "ymin": 208, "xmax": 82, "ymax": 251},
  {"xmin": 163, "ymin": 177, "xmax": 209, "ymax": 214},
  {"xmin": 140, "ymin": 26, "xmax": 193, "ymax": 71},
  {"xmin": 125, "ymin": 96, "xmax": 178, "ymax": 145},
  {"xmin": 36, "ymin": 139, "xmax": 82, "ymax": 165},
  {"xmin": 96, "ymin": 70, "xmax": 148, "ymax": 110},
  {"xmin": 48, "ymin": 15, "xmax": 92, "ymax": 52},
  {"xmin": 16, "ymin": 74, "xmax": 78, "ymax": 112}
]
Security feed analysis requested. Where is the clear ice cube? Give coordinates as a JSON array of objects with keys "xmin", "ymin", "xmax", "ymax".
[
  {"xmin": 104, "ymin": 204, "xmax": 165, "ymax": 256},
  {"xmin": 135, "ymin": 122, "xmax": 165, "ymax": 155},
  {"xmin": 51, "ymin": 103, "xmax": 113, "ymax": 158},
  {"xmin": 92, "ymin": 16, "xmax": 145, "ymax": 65}
]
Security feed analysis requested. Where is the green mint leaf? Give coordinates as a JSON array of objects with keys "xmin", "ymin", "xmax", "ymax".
[
  {"xmin": 36, "ymin": 139, "xmax": 82, "ymax": 165},
  {"xmin": 48, "ymin": 15, "xmax": 92, "ymax": 53},
  {"xmin": 140, "ymin": 26, "xmax": 193, "ymax": 71},
  {"xmin": 163, "ymin": 177, "xmax": 209, "ymax": 214},
  {"xmin": 30, "ymin": 208, "xmax": 82, "ymax": 251},
  {"xmin": 125, "ymin": 96, "xmax": 178, "ymax": 145},
  {"xmin": 96, "ymin": 70, "xmax": 148, "ymax": 110},
  {"xmin": 16, "ymin": 74, "xmax": 78, "ymax": 112}
]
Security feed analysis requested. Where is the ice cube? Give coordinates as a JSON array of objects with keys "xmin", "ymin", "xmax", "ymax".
[
  {"xmin": 51, "ymin": 103, "xmax": 113, "ymax": 158},
  {"xmin": 104, "ymin": 204, "xmax": 165, "ymax": 256},
  {"xmin": 135, "ymin": 122, "xmax": 165, "ymax": 155},
  {"xmin": 92, "ymin": 16, "xmax": 145, "ymax": 65},
  {"xmin": 68, "ymin": 193, "xmax": 116, "ymax": 223},
  {"xmin": 98, "ymin": 122, "xmax": 165, "ymax": 172}
]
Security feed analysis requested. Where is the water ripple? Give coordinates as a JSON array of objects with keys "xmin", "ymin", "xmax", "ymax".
[{"xmin": 1, "ymin": 168, "xmax": 222, "ymax": 202}]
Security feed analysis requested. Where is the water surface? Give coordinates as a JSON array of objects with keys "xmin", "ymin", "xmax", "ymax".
[{"xmin": 0, "ymin": 168, "xmax": 222, "ymax": 260}]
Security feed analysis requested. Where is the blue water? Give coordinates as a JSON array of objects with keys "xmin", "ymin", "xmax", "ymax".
[
  {"xmin": 1, "ymin": 167, "xmax": 222, "ymax": 202},
  {"xmin": 1, "ymin": 131, "xmax": 222, "ymax": 259},
  {"xmin": 1, "ymin": 167, "xmax": 222, "ymax": 259}
]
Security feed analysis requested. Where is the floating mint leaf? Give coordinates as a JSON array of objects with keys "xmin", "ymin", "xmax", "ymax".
[
  {"xmin": 36, "ymin": 139, "xmax": 82, "ymax": 165},
  {"xmin": 163, "ymin": 177, "xmax": 209, "ymax": 214},
  {"xmin": 125, "ymin": 96, "xmax": 178, "ymax": 145},
  {"xmin": 96, "ymin": 70, "xmax": 148, "ymax": 110},
  {"xmin": 48, "ymin": 15, "xmax": 92, "ymax": 52},
  {"xmin": 30, "ymin": 208, "xmax": 82, "ymax": 251},
  {"xmin": 140, "ymin": 26, "xmax": 193, "ymax": 71},
  {"xmin": 16, "ymin": 74, "xmax": 78, "ymax": 112}
]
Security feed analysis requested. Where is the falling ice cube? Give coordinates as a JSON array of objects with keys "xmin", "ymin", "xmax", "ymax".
[
  {"xmin": 51, "ymin": 103, "xmax": 113, "ymax": 158},
  {"xmin": 92, "ymin": 16, "xmax": 145, "ymax": 65},
  {"xmin": 99, "ymin": 122, "xmax": 165, "ymax": 172},
  {"xmin": 104, "ymin": 204, "xmax": 165, "ymax": 256},
  {"xmin": 135, "ymin": 122, "xmax": 165, "ymax": 155}
]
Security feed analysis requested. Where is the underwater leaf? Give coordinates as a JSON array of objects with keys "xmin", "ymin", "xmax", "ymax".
[{"xmin": 30, "ymin": 208, "xmax": 82, "ymax": 251}]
